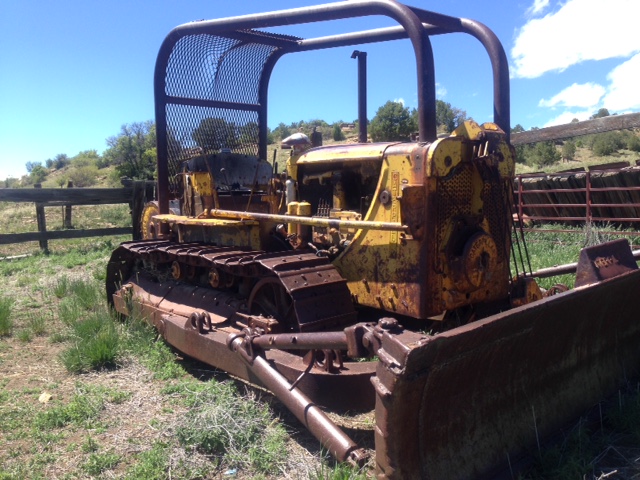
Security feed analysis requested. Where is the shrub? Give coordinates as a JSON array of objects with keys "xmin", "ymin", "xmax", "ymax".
[
  {"xmin": 626, "ymin": 134, "xmax": 640, "ymax": 152},
  {"xmin": 67, "ymin": 164, "xmax": 99, "ymax": 187},
  {"xmin": 529, "ymin": 141, "xmax": 561, "ymax": 167},
  {"xmin": 592, "ymin": 131, "xmax": 625, "ymax": 156},
  {"xmin": 562, "ymin": 140, "xmax": 576, "ymax": 161}
]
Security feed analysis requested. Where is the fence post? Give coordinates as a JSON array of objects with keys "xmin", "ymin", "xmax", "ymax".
[
  {"xmin": 586, "ymin": 171, "xmax": 592, "ymax": 223},
  {"xmin": 131, "ymin": 181, "xmax": 146, "ymax": 241},
  {"xmin": 34, "ymin": 184, "xmax": 49, "ymax": 253},
  {"xmin": 64, "ymin": 180, "xmax": 73, "ymax": 229}
]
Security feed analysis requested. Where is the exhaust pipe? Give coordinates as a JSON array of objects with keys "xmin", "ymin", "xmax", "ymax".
[{"xmin": 351, "ymin": 50, "xmax": 367, "ymax": 143}]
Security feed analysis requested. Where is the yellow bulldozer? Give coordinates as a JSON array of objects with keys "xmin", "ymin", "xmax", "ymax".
[{"xmin": 107, "ymin": 1, "xmax": 640, "ymax": 477}]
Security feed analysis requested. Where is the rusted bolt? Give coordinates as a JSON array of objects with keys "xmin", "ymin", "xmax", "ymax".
[{"xmin": 379, "ymin": 317, "xmax": 398, "ymax": 330}]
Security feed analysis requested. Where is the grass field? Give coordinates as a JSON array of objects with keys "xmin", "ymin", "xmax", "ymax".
[{"xmin": 2, "ymin": 202, "xmax": 640, "ymax": 479}]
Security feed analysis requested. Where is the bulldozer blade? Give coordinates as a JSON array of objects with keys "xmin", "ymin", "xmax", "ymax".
[
  {"xmin": 110, "ymin": 272, "xmax": 376, "ymax": 411},
  {"xmin": 373, "ymin": 267, "xmax": 640, "ymax": 479}
]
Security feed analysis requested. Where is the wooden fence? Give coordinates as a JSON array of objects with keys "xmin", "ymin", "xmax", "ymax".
[
  {"xmin": 0, "ymin": 180, "xmax": 154, "ymax": 252},
  {"xmin": 4, "ymin": 166, "xmax": 640, "ymax": 252}
]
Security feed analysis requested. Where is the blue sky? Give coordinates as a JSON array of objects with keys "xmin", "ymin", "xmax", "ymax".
[{"xmin": 1, "ymin": 0, "xmax": 639, "ymax": 180}]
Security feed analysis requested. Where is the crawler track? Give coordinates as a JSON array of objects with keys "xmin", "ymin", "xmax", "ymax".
[{"xmin": 106, "ymin": 240, "xmax": 357, "ymax": 332}]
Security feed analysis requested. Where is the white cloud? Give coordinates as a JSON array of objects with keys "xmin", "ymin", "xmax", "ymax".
[
  {"xmin": 436, "ymin": 83, "xmax": 447, "ymax": 98},
  {"xmin": 602, "ymin": 53, "xmax": 640, "ymax": 110},
  {"xmin": 543, "ymin": 109, "xmax": 592, "ymax": 127},
  {"xmin": 394, "ymin": 97, "xmax": 405, "ymax": 105},
  {"xmin": 527, "ymin": 0, "xmax": 550, "ymax": 15},
  {"xmin": 538, "ymin": 82, "xmax": 605, "ymax": 108},
  {"xmin": 512, "ymin": 0, "xmax": 640, "ymax": 78}
]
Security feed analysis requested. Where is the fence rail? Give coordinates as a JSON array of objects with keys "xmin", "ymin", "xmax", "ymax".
[
  {"xmin": 0, "ymin": 180, "xmax": 154, "ymax": 251},
  {"xmin": 514, "ymin": 165, "xmax": 640, "ymax": 228}
]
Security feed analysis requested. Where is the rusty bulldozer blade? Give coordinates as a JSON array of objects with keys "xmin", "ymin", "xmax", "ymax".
[{"xmin": 372, "ymin": 250, "xmax": 640, "ymax": 478}]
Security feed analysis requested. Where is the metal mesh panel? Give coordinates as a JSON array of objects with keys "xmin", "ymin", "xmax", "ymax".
[
  {"xmin": 436, "ymin": 167, "xmax": 473, "ymax": 233},
  {"xmin": 166, "ymin": 33, "xmax": 281, "ymax": 103},
  {"xmin": 165, "ymin": 105, "xmax": 260, "ymax": 192},
  {"xmin": 159, "ymin": 29, "xmax": 300, "ymax": 196}
]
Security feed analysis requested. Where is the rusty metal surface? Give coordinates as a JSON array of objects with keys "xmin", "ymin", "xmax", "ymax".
[
  {"xmin": 228, "ymin": 335, "xmax": 368, "ymax": 465},
  {"xmin": 575, "ymin": 238, "xmax": 638, "ymax": 286},
  {"xmin": 106, "ymin": 240, "xmax": 376, "ymax": 411},
  {"xmin": 373, "ymin": 266, "xmax": 640, "ymax": 479}
]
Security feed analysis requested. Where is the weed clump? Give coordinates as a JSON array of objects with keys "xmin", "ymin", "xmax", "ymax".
[
  {"xmin": 171, "ymin": 380, "xmax": 288, "ymax": 475},
  {"xmin": 0, "ymin": 296, "xmax": 14, "ymax": 337}
]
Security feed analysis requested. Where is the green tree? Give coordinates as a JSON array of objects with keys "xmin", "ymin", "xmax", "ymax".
[
  {"xmin": 529, "ymin": 141, "xmax": 561, "ymax": 167},
  {"xmin": 511, "ymin": 125, "xmax": 529, "ymax": 164},
  {"xmin": 192, "ymin": 117, "xmax": 237, "ymax": 153},
  {"xmin": 370, "ymin": 101, "xmax": 415, "ymax": 142},
  {"xmin": 44, "ymin": 154, "xmax": 69, "ymax": 170},
  {"xmin": 410, "ymin": 100, "xmax": 467, "ymax": 135},
  {"xmin": 332, "ymin": 123, "xmax": 345, "ymax": 141},
  {"xmin": 104, "ymin": 121, "xmax": 157, "ymax": 180},
  {"xmin": 238, "ymin": 121, "xmax": 259, "ymax": 146},
  {"xmin": 591, "ymin": 108, "xmax": 610, "ymax": 119},
  {"xmin": 435, "ymin": 100, "xmax": 467, "ymax": 133},
  {"xmin": 562, "ymin": 141, "xmax": 576, "ymax": 161},
  {"xmin": 29, "ymin": 165, "xmax": 48, "ymax": 184},
  {"xmin": 25, "ymin": 161, "xmax": 42, "ymax": 173},
  {"xmin": 515, "ymin": 144, "xmax": 532, "ymax": 164},
  {"xmin": 272, "ymin": 122, "xmax": 291, "ymax": 141},
  {"xmin": 65, "ymin": 150, "xmax": 101, "ymax": 187}
]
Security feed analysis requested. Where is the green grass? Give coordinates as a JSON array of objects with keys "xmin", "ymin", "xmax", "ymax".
[
  {"xmin": 0, "ymin": 296, "xmax": 14, "ymax": 337},
  {"xmin": 34, "ymin": 384, "xmax": 107, "ymax": 430},
  {"xmin": 122, "ymin": 315, "xmax": 186, "ymax": 380},
  {"xmin": 81, "ymin": 451, "xmax": 121, "ymax": 476},
  {"xmin": 514, "ymin": 223, "xmax": 640, "ymax": 290},
  {"xmin": 311, "ymin": 462, "xmax": 371, "ymax": 480},
  {"xmin": 166, "ymin": 379, "xmax": 288, "ymax": 475},
  {"xmin": 3, "ymin": 199, "xmax": 640, "ymax": 478},
  {"xmin": 123, "ymin": 442, "xmax": 170, "ymax": 480}
]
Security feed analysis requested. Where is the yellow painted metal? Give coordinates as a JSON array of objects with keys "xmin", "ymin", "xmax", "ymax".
[
  {"xmin": 153, "ymin": 214, "xmax": 258, "ymax": 227},
  {"xmin": 333, "ymin": 121, "xmax": 515, "ymax": 319},
  {"xmin": 190, "ymin": 171, "xmax": 214, "ymax": 196},
  {"xmin": 297, "ymin": 201, "xmax": 312, "ymax": 216},
  {"xmin": 428, "ymin": 121, "xmax": 514, "ymax": 313},
  {"xmin": 153, "ymin": 214, "xmax": 262, "ymax": 250},
  {"xmin": 296, "ymin": 143, "xmax": 395, "ymax": 166},
  {"xmin": 157, "ymin": 210, "xmax": 407, "ymax": 232},
  {"xmin": 140, "ymin": 202, "xmax": 160, "ymax": 240},
  {"xmin": 334, "ymin": 143, "xmax": 424, "ymax": 317}
]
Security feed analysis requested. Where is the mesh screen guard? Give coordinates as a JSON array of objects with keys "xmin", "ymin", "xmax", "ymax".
[{"xmin": 157, "ymin": 30, "xmax": 300, "ymax": 198}]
